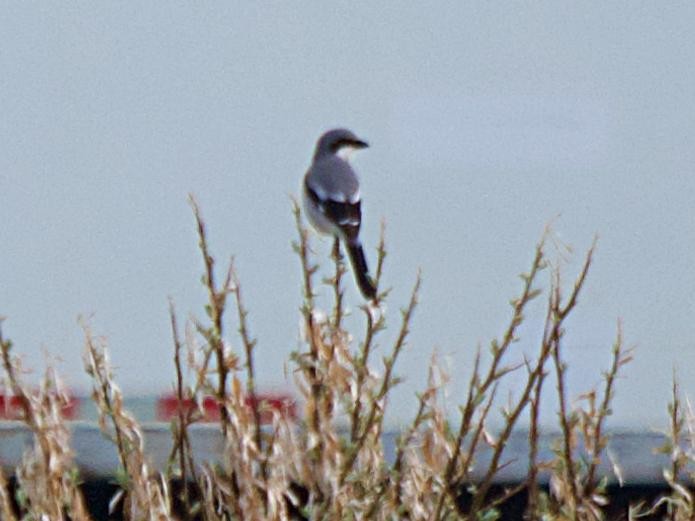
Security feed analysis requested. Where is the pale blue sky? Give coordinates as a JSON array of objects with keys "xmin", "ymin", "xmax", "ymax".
[{"xmin": 1, "ymin": 3, "xmax": 694, "ymax": 428}]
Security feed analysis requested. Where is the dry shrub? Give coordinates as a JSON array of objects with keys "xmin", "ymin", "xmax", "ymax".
[
  {"xmin": 0, "ymin": 198, "xmax": 659, "ymax": 521},
  {"xmin": 0, "ymin": 323, "xmax": 91, "ymax": 521},
  {"xmin": 638, "ymin": 377, "xmax": 695, "ymax": 521},
  {"xmin": 174, "ymin": 200, "xmax": 631, "ymax": 520},
  {"xmin": 83, "ymin": 325, "xmax": 174, "ymax": 520}
]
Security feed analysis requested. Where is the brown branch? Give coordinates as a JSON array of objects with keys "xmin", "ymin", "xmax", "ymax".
[
  {"xmin": 189, "ymin": 195, "xmax": 252, "ymax": 520},
  {"xmin": 348, "ymin": 221, "xmax": 389, "ymax": 443},
  {"xmin": 549, "ymin": 243, "xmax": 596, "ymax": 514},
  {"xmin": 230, "ymin": 264, "xmax": 268, "ymax": 493},
  {"xmin": 330, "ymin": 237, "xmax": 346, "ymax": 331},
  {"xmin": 339, "ymin": 272, "xmax": 421, "ymax": 487},
  {"xmin": 291, "ymin": 199, "xmax": 325, "ymax": 504},
  {"xmin": 374, "ymin": 219, "xmax": 388, "ymax": 300},
  {"xmin": 525, "ymin": 306, "xmax": 551, "ymax": 520},
  {"xmin": 350, "ymin": 304, "xmax": 386, "ymax": 443},
  {"xmin": 551, "ymin": 295, "xmax": 579, "ymax": 514},
  {"xmin": 82, "ymin": 326, "xmax": 129, "ymax": 474},
  {"xmin": 189, "ymin": 194, "xmax": 232, "ymax": 434},
  {"xmin": 167, "ymin": 301, "xmax": 196, "ymax": 511},
  {"xmin": 433, "ymin": 238, "xmax": 546, "ymax": 520},
  {"xmin": 470, "ymin": 347, "xmax": 552, "ymax": 513},
  {"xmin": 584, "ymin": 323, "xmax": 629, "ymax": 495},
  {"xmin": 393, "ymin": 388, "xmax": 429, "ymax": 504},
  {"xmin": 487, "ymin": 481, "xmax": 529, "ymax": 511},
  {"xmin": 459, "ymin": 381, "xmax": 499, "ymax": 481}
]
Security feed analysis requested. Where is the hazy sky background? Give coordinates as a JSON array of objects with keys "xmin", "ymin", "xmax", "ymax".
[{"xmin": 1, "ymin": 3, "xmax": 694, "ymax": 428}]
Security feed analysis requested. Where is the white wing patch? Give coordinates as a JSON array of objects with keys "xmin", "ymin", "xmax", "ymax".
[
  {"xmin": 309, "ymin": 181, "xmax": 328, "ymax": 201},
  {"xmin": 338, "ymin": 215, "xmax": 360, "ymax": 226},
  {"xmin": 307, "ymin": 179, "xmax": 350, "ymax": 203},
  {"xmin": 349, "ymin": 189, "xmax": 361, "ymax": 204}
]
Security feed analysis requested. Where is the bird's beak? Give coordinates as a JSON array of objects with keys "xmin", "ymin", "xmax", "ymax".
[{"xmin": 353, "ymin": 139, "xmax": 369, "ymax": 149}]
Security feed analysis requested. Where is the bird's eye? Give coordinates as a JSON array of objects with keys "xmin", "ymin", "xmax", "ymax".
[{"xmin": 331, "ymin": 140, "xmax": 348, "ymax": 152}]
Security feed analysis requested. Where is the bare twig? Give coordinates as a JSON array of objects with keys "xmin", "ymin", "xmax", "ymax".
[
  {"xmin": 83, "ymin": 322, "xmax": 173, "ymax": 519},
  {"xmin": 584, "ymin": 323, "xmax": 630, "ymax": 494},
  {"xmin": 470, "ymin": 333, "xmax": 554, "ymax": 513},
  {"xmin": 525, "ymin": 326, "xmax": 549, "ymax": 519},
  {"xmin": 330, "ymin": 237, "xmax": 347, "ymax": 331},
  {"xmin": 189, "ymin": 194, "xmax": 234, "ymax": 435},
  {"xmin": 550, "ymin": 243, "xmax": 596, "ymax": 514},
  {"xmin": 339, "ymin": 272, "xmax": 421, "ymax": 487},
  {"xmin": 291, "ymin": 198, "xmax": 325, "ymax": 504},
  {"xmin": 230, "ymin": 264, "xmax": 268, "ymax": 492},
  {"xmin": 433, "ymin": 238, "xmax": 546, "ymax": 520},
  {"xmin": 1, "ymin": 322, "xmax": 91, "ymax": 521},
  {"xmin": 165, "ymin": 300, "xmax": 200, "ymax": 513},
  {"xmin": 350, "ymin": 227, "xmax": 388, "ymax": 443}
]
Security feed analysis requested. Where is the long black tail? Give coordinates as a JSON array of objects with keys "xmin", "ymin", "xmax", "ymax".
[{"xmin": 346, "ymin": 240, "xmax": 377, "ymax": 300}]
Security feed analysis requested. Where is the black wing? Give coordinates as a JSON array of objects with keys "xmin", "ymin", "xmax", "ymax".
[{"xmin": 305, "ymin": 182, "xmax": 362, "ymax": 242}]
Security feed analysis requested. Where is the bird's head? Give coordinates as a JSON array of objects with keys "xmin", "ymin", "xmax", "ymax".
[{"xmin": 314, "ymin": 128, "xmax": 369, "ymax": 160}]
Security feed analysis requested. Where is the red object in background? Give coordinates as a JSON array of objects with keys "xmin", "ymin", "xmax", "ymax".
[
  {"xmin": 156, "ymin": 392, "xmax": 297, "ymax": 423},
  {"xmin": 0, "ymin": 392, "xmax": 80, "ymax": 420}
]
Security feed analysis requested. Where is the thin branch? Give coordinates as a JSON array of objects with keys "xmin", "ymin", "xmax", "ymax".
[
  {"xmin": 433, "ymin": 238, "xmax": 546, "ymax": 520},
  {"xmin": 82, "ymin": 326, "xmax": 129, "ymax": 474},
  {"xmin": 584, "ymin": 323, "xmax": 628, "ymax": 494},
  {"xmin": 189, "ymin": 194, "xmax": 232, "ymax": 434},
  {"xmin": 230, "ymin": 264, "xmax": 267, "ymax": 490},
  {"xmin": 330, "ymin": 237, "xmax": 346, "ymax": 331},
  {"xmin": 549, "ymin": 243, "xmax": 596, "ymax": 514},
  {"xmin": 349, "ymin": 223, "xmax": 389, "ymax": 442},
  {"xmin": 525, "ymin": 309, "xmax": 550, "ymax": 520},
  {"xmin": 339, "ymin": 272, "xmax": 421, "ymax": 487},
  {"xmin": 168, "ymin": 300, "xmax": 195, "ymax": 511},
  {"xmin": 470, "ymin": 345, "xmax": 552, "ymax": 513},
  {"xmin": 291, "ymin": 199, "xmax": 325, "ymax": 503}
]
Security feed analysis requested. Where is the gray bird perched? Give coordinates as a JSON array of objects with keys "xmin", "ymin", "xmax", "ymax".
[{"xmin": 303, "ymin": 128, "xmax": 377, "ymax": 300}]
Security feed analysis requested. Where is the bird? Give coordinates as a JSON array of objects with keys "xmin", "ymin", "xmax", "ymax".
[{"xmin": 302, "ymin": 128, "xmax": 377, "ymax": 300}]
